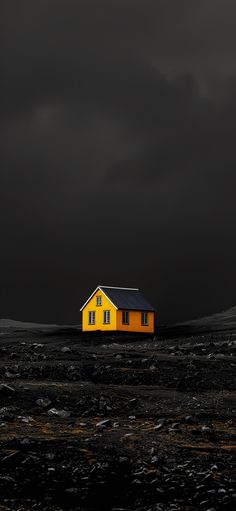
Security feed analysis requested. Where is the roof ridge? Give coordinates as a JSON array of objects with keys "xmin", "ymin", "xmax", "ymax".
[{"xmin": 99, "ymin": 285, "xmax": 139, "ymax": 290}]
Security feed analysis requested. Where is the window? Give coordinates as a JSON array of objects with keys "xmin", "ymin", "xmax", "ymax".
[
  {"xmin": 103, "ymin": 310, "xmax": 110, "ymax": 324},
  {"xmin": 122, "ymin": 311, "xmax": 129, "ymax": 325},
  {"xmin": 96, "ymin": 295, "xmax": 102, "ymax": 306},
  {"xmin": 141, "ymin": 312, "xmax": 148, "ymax": 326},
  {"xmin": 88, "ymin": 311, "xmax": 95, "ymax": 325}
]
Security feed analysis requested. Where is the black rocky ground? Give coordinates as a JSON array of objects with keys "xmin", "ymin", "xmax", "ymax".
[{"xmin": 0, "ymin": 328, "xmax": 235, "ymax": 511}]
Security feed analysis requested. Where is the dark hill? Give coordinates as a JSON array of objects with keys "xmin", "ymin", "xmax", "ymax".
[
  {"xmin": 0, "ymin": 318, "xmax": 58, "ymax": 330},
  {"xmin": 162, "ymin": 305, "xmax": 236, "ymax": 336}
]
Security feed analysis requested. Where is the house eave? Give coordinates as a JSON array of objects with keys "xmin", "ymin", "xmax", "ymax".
[{"xmin": 117, "ymin": 307, "xmax": 155, "ymax": 312}]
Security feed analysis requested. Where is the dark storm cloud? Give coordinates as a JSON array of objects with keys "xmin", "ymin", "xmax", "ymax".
[
  {"xmin": 1, "ymin": 1, "xmax": 236, "ymax": 323},
  {"xmin": 2, "ymin": 0, "xmax": 236, "ymax": 120}
]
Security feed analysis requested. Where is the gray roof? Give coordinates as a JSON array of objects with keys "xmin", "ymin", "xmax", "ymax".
[{"xmin": 100, "ymin": 286, "xmax": 155, "ymax": 311}]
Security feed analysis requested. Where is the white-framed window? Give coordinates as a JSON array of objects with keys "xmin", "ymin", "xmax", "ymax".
[
  {"xmin": 141, "ymin": 312, "xmax": 148, "ymax": 326},
  {"xmin": 103, "ymin": 310, "xmax": 110, "ymax": 324},
  {"xmin": 88, "ymin": 311, "xmax": 95, "ymax": 325},
  {"xmin": 122, "ymin": 311, "xmax": 129, "ymax": 325},
  {"xmin": 96, "ymin": 295, "xmax": 102, "ymax": 306}
]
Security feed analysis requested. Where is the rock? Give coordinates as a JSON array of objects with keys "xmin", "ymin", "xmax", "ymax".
[
  {"xmin": 185, "ymin": 415, "xmax": 194, "ymax": 423},
  {"xmin": 0, "ymin": 476, "xmax": 15, "ymax": 488},
  {"xmin": 154, "ymin": 419, "xmax": 165, "ymax": 431},
  {"xmin": 151, "ymin": 456, "xmax": 159, "ymax": 464},
  {"xmin": 45, "ymin": 453, "xmax": 55, "ymax": 460},
  {"xmin": 36, "ymin": 398, "xmax": 52, "ymax": 408},
  {"xmin": 131, "ymin": 478, "xmax": 142, "ymax": 485},
  {"xmin": 99, "ymin": 395, "xmax": 108, "ymax": 410},
  {"xmin": 202, "ymin": 473, "xmax": 212, "ymax": 481},
  {"xmin": 201, "ymin": 426, "xmax": 211, "ymax": 433},
  {"xmin": 1, "ymin": 451, "xmax": 20, "ymax": 463},
  {"xmin": 96, "ymin": 419, "xmax": 112, "ymax": 428},
  {"xmin": 20, "ymin": 438, "xmax": 31, "ymax": 445},
  {"xmin": 9, "ymin": 352, "xmax": 17, "ymax": 359},
  {"xmin": 0, "ymin": 406, "xmax": 17, "ymax": 419},
  {"xmin": 0, "ymin": 383, "xmax": 15, "ymax": 393},
  {"xmin": 48, "ymin": 408, "xmax": 71, "ymax": 418},
  {"xmin": 37, "ymin": 353, "xmax": 47, "ymax": 361},
  {"xmin": 61, "ymin": 346, "xmax": 71, "ymax": 353},
  {"xmin": 18, "ymin": 416, "xmax": 35, "ymax": 423},
  {"xmin": 118, "ymin": 457, "xmax": 128, "ymax": 464},
  {"xmin": 211, "ymin": 464, "xmax": 218, "ymax": 470},
  {"xmin": 169, "ymin": 422, "xmax": 180, "ymax": 432},
  {"xmin": 5, "ymin": 371, "xmax": 19, "ymax": 379},
  {"xmin": 21, "ymin": 454, "xmax": 40, "ymax": 466}
]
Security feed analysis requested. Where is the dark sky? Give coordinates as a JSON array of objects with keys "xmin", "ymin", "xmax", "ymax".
[{"xmin": 1, "ymin": 0, "xmax": 236, "ymax": 324}]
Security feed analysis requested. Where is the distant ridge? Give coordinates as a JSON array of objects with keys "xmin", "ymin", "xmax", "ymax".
[
  {"xmin": 160, "ymin": 305, "xmax": 236, "ymax": 336},
  {"xmin": 182, "ymin": 305, "xmax": 236, "ymax": 329},
  {"xmin": 0, "ymin": 318, "xmax": 82, "ymax": 334},
  {"xmin": 2, "ymin": 305, "xmax": 236, "ymax": 335},
  {"xmin": 157, "ymin": 305, "xmax": 236, "ymax": 337},
  {"xmin": 0, "ymin": 318, "xmax": 58, "ymax": 329}
]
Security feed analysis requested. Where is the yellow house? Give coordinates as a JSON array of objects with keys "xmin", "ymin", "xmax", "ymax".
[{"xmin": 80, "ymin": 285, "xmax": 155, "ymax": 333}]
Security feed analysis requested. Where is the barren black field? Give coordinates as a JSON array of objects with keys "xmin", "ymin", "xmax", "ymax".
[{"xmin": 0, "ymin": 316, "xmax": 235, "ymax": 511}]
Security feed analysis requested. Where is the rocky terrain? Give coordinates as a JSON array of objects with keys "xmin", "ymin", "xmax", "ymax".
[{"xmin": 0, "ymin": 323, "xmax": 235, "ymax": 511}]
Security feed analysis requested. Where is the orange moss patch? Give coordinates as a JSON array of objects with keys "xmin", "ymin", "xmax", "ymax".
[
  {"xmin": 182, "ymin": 443, "xmax": 236, "ymax": 451},
  {"xmin": 79, "ymin": 448, "xmax": 96, "ymax": 465}
]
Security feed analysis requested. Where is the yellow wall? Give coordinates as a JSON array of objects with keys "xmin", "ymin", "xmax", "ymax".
[
  {"xmin": 82, "ymin": 289, "xmax": 117, "ymax": 331},
  {"xmin": 116, "ymin": 310, "xmax": 154, "ymax": 333}
]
